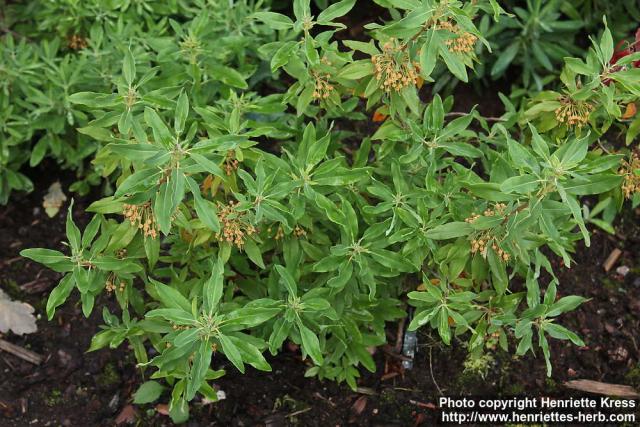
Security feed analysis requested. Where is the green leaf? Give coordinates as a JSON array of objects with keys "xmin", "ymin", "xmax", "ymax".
[
  {"xmin": 439, "ymin": 43, "xmax": 468, "ymax": 82},
  {"xmin": 600, "ymin": 25, "xmax": 614, "ymax": 66},
  {"xmin": 65, "ymin": 200, "xmax": 81, "ymax": 253},
  {"xmin": 370, "ymin": 248, "xmax": 414, "ymax": 272},
  {"xmin": 488, "ymin": 248, "xmax": 508, "ymax": 295},
  {"xmin": 174, "ymin": 90, "xmax": 189, "ymax": 135},
  {"xmin": 123, "ymin": 48, "xmax": 136, "ymax": 86},
  {"xmin": 114, "ymin": 168, "xmax": 162, "ymax": 197},
  {"xmin": 546, "ymin": 295, "xmax": 587, "ymax": 317},
  {"xmin": 154, "ymin": 181, "xmax": 173, "ymax": 235},
  {"xmin": 269, "ymin": 318, "xmax": 292, "ymax": 353},
  {"xmin": 516, "ymin": 327, "xmax": 532, "ymax": 355},
  {"xmin": 491, "ymin": 41, "xmax": 519, "ymax": 77},
  {"xmin": 82, "ymin": 215, "xmax": 102, "ymax": 248},
  {"xmin": 169, "ymin": 397, "xmax": 189, "ymax": 424},
  {"xmin": 209, "ymin": 64, "xmax": 247, "ymax": 89},
  {"xmin": 408, "ymin": 290, "xmax": 439, "ymax": 304},
  {"xmin": 68, "ymin": 92, "xmax": 118, "ymax": 108},
  {"xmin": 500, "ymin": 175, "xmax": 540, "ymax": 194},
  {"xmin": 538, "ymin": 328, "xmax": 552, "ymax": 377},
  {"xmin": 317, "ymin": 0, "xmax": 355, "ymax": 23},
  {"xmin": 170, "ymin": 167, "xmax": 186, "ymax": 213},
  {"xmin": 187, "ymin": 340, "xmax": 213, "ymax": 400},
  {"xmin": 408, "ymin": 307, "xmax": 438, "ymax": 331},
  {"xmin": 438, "ymin": 307, "xmax": 451, "ymax": 345},
  {"xmin": 293, "ymin": 0, "xmax": 311, "ymax": 21},
  {"xmin": 275, "ymin": 265, "xmax": 297, "ymax": 296},
  {"xmin": 465, "ymin": 182, "xmax": 517, "ymax": 201},
  {"xmin": 29, "ymin": 137, "xmax": 48, "ymax": 166},
  {"xmin": 252, "ymin": 12, "xmax": 294, "ymax": 30},
  {"xmin": 144, "ymin": 107, "xmax": 174, "ymax": 147},
  {"xmin": 189, "ymin": 153, "xmax": 225, "ymax": 179},
  {"xmin": 203, "ymin": 259, "xmax": 224, "ymax": 314},
  {"xmin": 153, "ymin": 280, "xmax": 191, "ymax": 312},
  {"xmin": 87, "ymin": 330, "xmax": 116, "ymax": 352},
  {"xmin": 108, "ymin": 143, "xmax": 166, "ymax": 162},
  {"xmin": 243, "ymin": 239, "xmax": 265, "ymax": 269},
  {"xmin": 419, "ymin": 29, "xmax": 438, "ymax": 79},
  {"xmin": 338, "ymin": 60, "xmax": 373, "ymax": 79},
  {"xmin": 224, "ymin": 306, "xmax": 280, "ymax": 328},
  {"xmin": 528, "ymin": 124, "xmax": 549, "ymax": 159},
  {"xmin": 563, "ymin": 176, "xmax": 622, "ymax": 195},
  {"xmin": 186, "ymin": 177, "xmax": 220, "ymax": 232},
  {"xmin": 557, "ymin": 184, "xmax": 590, "ymax": 246},
  {"xmin": 46, "ymin": 275, "xmax": 75, "ymax": 320},
  {"xmin": 543, "ymin": 323, "xmax": 584, "ymax": 346},
  {"xmin": 508, "ymin": 139, "xmax": 537, "ymax": 171},
  {"xmin": 424, "ymin": 222, "xmax": 473, "ymax": 239},
  {"xmin": 146, "ymin": 308, "xmax": 195, "ymax": 324},
  {"xmin": 558, "ymin": 137, "xmax": 588, "ymax": 167},
  {"xmin": 133, "ymin": 381, "xmax": 165, "ymax": 404},
  {"xmin": 342, "ymin": 40, "xmax": 379, "ymax": 56},
  {"xmin": 218, "ymin": 334, "xmax": 245, "ymax": 373},
  {"xmin": 296, "ymin": 84, "xmax": 314, "ymax": 116},
  {"xmin": 230, "ymin": 336, "xmax": 271, "ymax": 371},
  {"xmin": 298, "ymin": 323, "xmax": 323, "ymax": 364},
  {"xmin": 20, "ymin": 248, "xmax": 68, "ymax": 266}
]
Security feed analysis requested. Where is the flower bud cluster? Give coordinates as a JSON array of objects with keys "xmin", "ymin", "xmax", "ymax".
[
  {"xmin": 313, "ymin": 73, "xmax": 334, "ymax": 100},
  {"xmin": 470, "ymin": 235, "xmax": 510, "ymax": 262},
  {"xmin": 437, "ymin": 21, "xmax": 477, "ymax": 53},
  {"xmin": 555, "ymin": 96, "xmax": 594, "ymax": 128},
  {"xmin": 465, "ymin": 203, "xmax": 508, "ymax": 223},
  {"xmin": 68, "ymin": 34, "xmax": 88, "ymax": 50},
  {"xmin": 105, "ymin": 279, "xmax": 126, "ymax": 293},
  {"xmin": 215, "ymin": 201, "xmax": 256, "ymax": 248},
  {"xmin": 371, "ymin": 38, "xmax": 420, "ymax": 93},
  {"xmin": 294, "ymin": 225, "xmax": 307, "ymax": 237},
  {"xmin": 123, "ymin": 203, "xmax": 158, "ymax": 239},
  {"xmin": 619, "ymin": 152, "xmax": 640, "ymax": 199},
  {"xmin": 225, "ymin": 150, "xmax": 239, "ymax": 176}
]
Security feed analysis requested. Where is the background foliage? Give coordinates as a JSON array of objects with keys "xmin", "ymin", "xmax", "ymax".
[{"xmin": 2, "ymin": 0, "xmax": 639, "ymax": 423}]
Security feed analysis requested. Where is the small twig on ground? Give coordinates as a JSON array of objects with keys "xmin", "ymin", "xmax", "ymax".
[
  {"xmin": 381, "ymin": 371, "xmax": 400, "ymax": 381},
  {"xmin": 286, "ymin": 407, "xmax": 312, "ymax": 418},
  {"xmin": 622, "ymin": 330, "xmax": 639, "ymax": 355},
  {"xmin": 0, "ymin": 339, "xmax": 43, "ymax": 365},
  {"xmin": 20, "ymin": 270, "xmax": 49, "ymax": 293},
  {"xmin": 603, "ymin": 248, "xmax": 622, "ymax": 272},
  {"xmin": 409, "ymin": 399, "xmax": 437, "ymax": 409},
  {"xmin": 382, "ymin": 345, "xmax": 412, "ymax": 361},
  {"xmin": 355, "ymin": 387, "xmax": 377, "ymax": 396},
  {"xmin": 0, "ymin": 257, "xmax": 22, "ymax": 267},
  {"xmin": 1, "ymin": 356, "xmax": 16, "ymax": 370},
  {"xmin": 429, "ymin": 347, "xmax": 443, "ymax": 396},
  {"xmin": 313, "ymin": 392, "xmax": 336, "ymax": 407},
  {"xmin": 395, "ymin": 317, "xmax": 406, "ymax": 353}
]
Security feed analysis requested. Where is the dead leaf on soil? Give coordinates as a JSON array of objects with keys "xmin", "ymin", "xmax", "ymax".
[
  {"xmin": 42, "ymin": 181, "xmax": 67, "ymax": 217},
  {"xmin": 115, "ymin": 404, "xmax": 138, "ymax": 425},
  {"xmin": 352, "ymin": 396, "xmax": 368, "ymax": 414},
  {"xmin": 155, "ymin": 403, "xmax": 170, "ymax": 416},
  {"xmin": 0, "ymin": 289, "xmax": 37, "ymax": 335}
]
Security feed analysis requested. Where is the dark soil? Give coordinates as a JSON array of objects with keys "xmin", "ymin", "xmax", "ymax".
[{"xmin": 1, "ymin": 163, "xmax": 640, "ymax": 427}]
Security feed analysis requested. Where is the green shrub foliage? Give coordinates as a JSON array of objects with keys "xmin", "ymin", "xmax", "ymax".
[{"xmin": 6, "ymin": 0, "xmax": 640, "ymax": 423}]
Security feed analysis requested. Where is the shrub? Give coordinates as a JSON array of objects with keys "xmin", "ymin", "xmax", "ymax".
[{"xmin": 11, "ymin": 0, "xmax": 639, "ymax": 423}]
